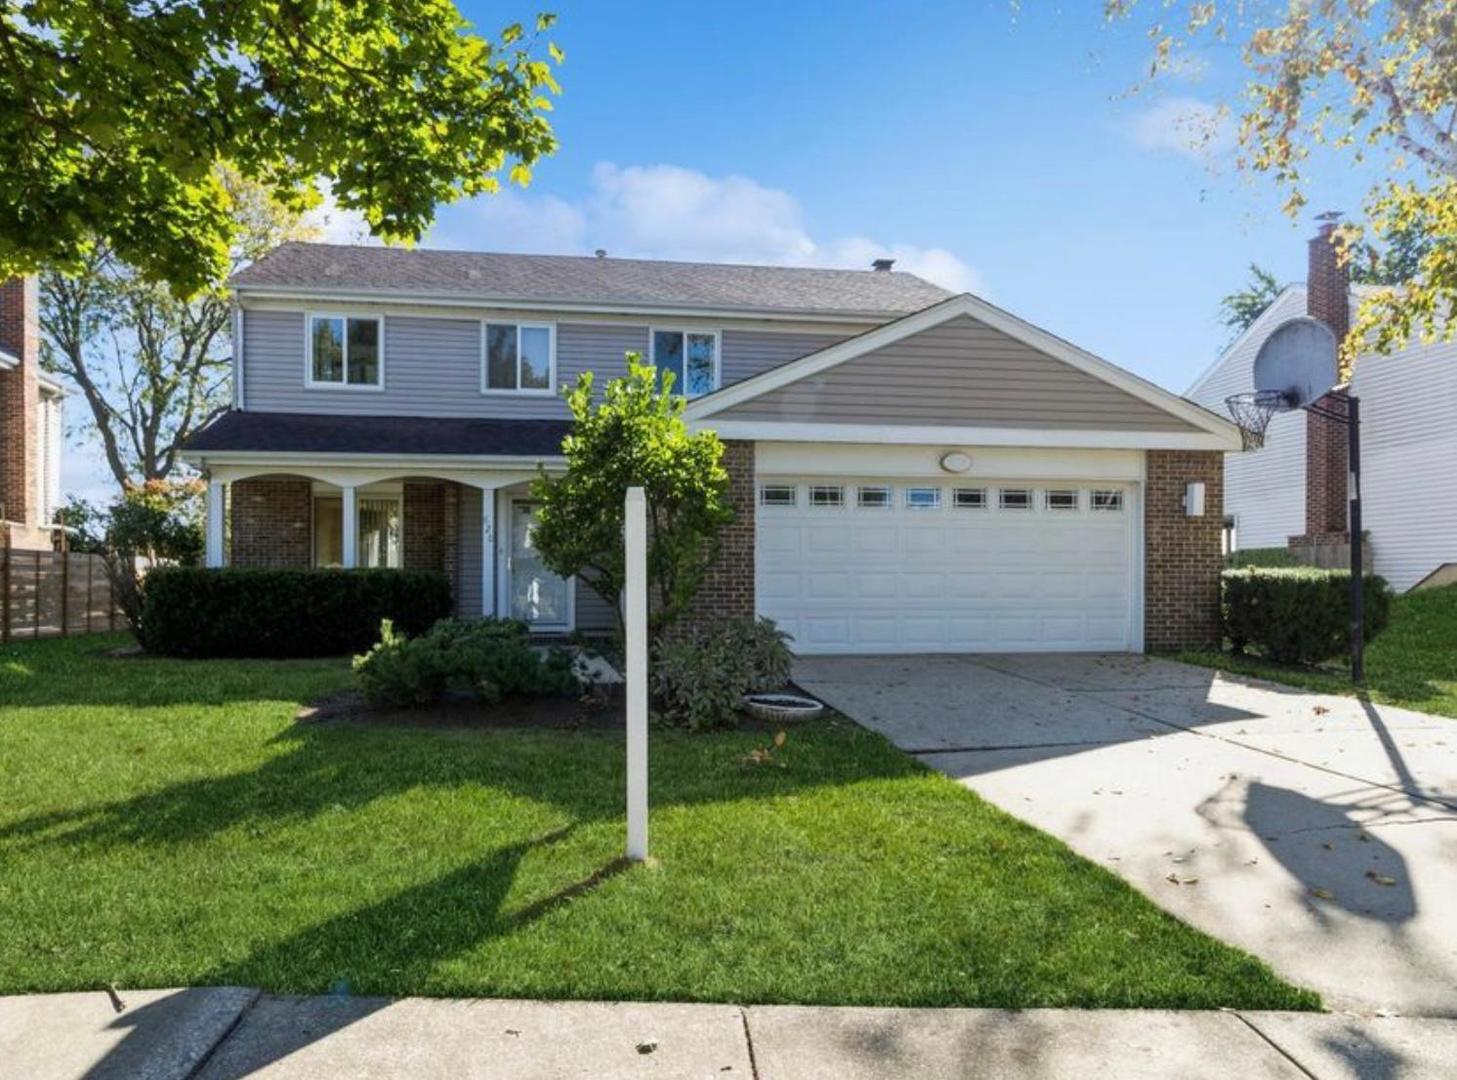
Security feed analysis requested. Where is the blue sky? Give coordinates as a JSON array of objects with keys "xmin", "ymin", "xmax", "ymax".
[{"xmin": 62, "ymin": 0, "xmax": 1385, "ymax": 501}]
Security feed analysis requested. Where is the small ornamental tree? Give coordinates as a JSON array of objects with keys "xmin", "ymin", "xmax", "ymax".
[{"xmin": 531, "ymin": 356, "xmax": 734, "ymax": 639}]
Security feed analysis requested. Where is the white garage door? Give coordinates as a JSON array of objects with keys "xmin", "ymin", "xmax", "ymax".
[{"xmin": 756, "ymin": 478, "xmax": 1137, "ymax": 654}]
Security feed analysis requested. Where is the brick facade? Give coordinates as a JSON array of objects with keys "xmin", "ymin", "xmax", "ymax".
[
  {"xmin": 0, "ymin": 277, "xmax": 39, "ymax": 529},
  {"xmin": 1300, "ymin": 222, "xmax": 1351, "ymax": 541},
  {"xmin": 402, "ymin": 481, "xmax": 447, "ymax": 573},
  {"xmin": 230, "ymin": 477, "xmax": 312, "ymax": 568},
  {"xmin": 1144, "ymin": 449, "xmax": 1225, "ymax": 651},
  {"xmin": 670, "ymin": 439, "xmax": 756, "ymax": 640}
]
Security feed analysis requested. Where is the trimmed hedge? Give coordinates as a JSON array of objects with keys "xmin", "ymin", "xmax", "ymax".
[
  {"xmin": 1222, "ymin": 566, "xmax": 1393, "ymax": 665},
  {"xmin": 138, "ymin": 568, "xmax": 452, "ymax": 658},
  {"xmin": 1226, "ymin": 547, "xmax": 1298, "ymax": 569}
]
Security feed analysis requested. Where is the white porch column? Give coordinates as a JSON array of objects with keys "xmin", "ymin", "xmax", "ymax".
[
  {"xmin": 205, "ymin": 480, "xmax": 225, "ymax": 568},
  {"xmin": 341, "ymin": 485, "xmax": 358, "ymax": 569},
  {"xmin": 480, "ymin": 489, "xmax": 497, "ymax": 617}
]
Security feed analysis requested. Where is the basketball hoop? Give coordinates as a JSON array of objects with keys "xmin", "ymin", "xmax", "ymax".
[{"xmin": 1224, "ymin": 390, "xmax": 1292, "ymax": 451}]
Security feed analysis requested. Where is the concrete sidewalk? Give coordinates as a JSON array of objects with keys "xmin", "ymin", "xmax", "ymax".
[{"xmin": 5, "ymin": 989, "xmax": 1457, "ymax": 1079}]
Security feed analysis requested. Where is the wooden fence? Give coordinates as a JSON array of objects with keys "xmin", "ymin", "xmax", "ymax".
[{"xmin": 1, "ymin": 545, "xmax": 123, "ymax": 641}]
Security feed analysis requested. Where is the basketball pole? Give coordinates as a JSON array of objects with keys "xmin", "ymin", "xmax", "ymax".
[{"xmin": 1347, "ymin": 396, "xmax": 1365, "ymax": 684}]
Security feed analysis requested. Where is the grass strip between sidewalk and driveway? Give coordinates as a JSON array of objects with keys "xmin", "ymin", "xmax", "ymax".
[
  {"xmin": 1, "ymin": 634, "xmax": 1317, "ymax": 1010},
  {"xmin": 1176, "ymin": 583, "xmax": 1457, "ymax": 720}
]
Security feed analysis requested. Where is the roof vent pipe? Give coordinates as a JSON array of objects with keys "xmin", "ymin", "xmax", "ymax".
[{"xmin": 871, "ymin": 258, "xmax": 895, "ymax": 272}]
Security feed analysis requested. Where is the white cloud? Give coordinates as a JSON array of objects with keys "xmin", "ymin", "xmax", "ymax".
[
  {"xmin": 432, "ymin": 162, "xmax": 984, "ymax": 294},
  {"xmin": 1131, "ymin": 97, "xmax": 1235, "ymax": 160},
  {"xmin": 302, "ymin": 185, "xmax": 377, "ymax": 245}
]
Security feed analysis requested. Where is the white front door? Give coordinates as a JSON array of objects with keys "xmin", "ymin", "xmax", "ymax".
[
  {"xmin": 508, "ymin": 500, "xmax": 572, "ymax": 630},
  {"xmin": 756, "ymin": 478, "xmax": 1138, "ymax": 654}
]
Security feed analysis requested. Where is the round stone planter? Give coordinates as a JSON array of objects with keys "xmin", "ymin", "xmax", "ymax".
[{"xmin": 743, "ymin": 693, "xmax": 825, "ymax": 723}]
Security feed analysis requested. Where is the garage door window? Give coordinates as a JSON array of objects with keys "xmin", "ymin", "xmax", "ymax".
[
  {"xmin": 904, "ymin": 487, "xmax": 941, "ymax": 510},
  {"xmin": 1045, "ymin": 489, "xmax": 1080, "ymax": 511},
  {"xmin": 809, "ymin": 485, "xmax": 844, "ymax": 508},
  {"xmin": 1092, "ymin": 489, "xmax": 1125, "ymax": 512},
  {"xmin": 760, "ymin": 484, "xmax": 797, "ymax": 507},
  {"xmin": 953, "ymin": 487, "xmax": 987, "ymax": 510},
  {"xmin": 999, "ymin": 488, "xmax": 1032, "ymax": 510},
  {"xmin": 857, "ymin": 486, "xmax": 891, "ymax": 509}
]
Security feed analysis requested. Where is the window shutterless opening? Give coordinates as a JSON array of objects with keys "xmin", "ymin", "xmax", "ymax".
[
  {"xmin": 483, "ymin": 322, "xmax": 555, "ymax": 393},
  {"xmin": 904, "ymin": 487, "xmax": 942, "ymax": 510},
  {"xmin": 953, "ymin": 488, "xmax": 987, "ymax": 509},
  {"xmin": 307, "ymin": 314, "xmax": 382, "ymax": 388},
  {"xmin": 809, "ymin": 485, "xmax": 845, "ymax": 508},
  {"xmin": 1045, "ymin": 489, "xmax": 1080, "ymax": 511},
  {"xmin": 998, "ymin": 488, "xmax": 1032, "ymax": 510},
  {"xmin": 857, "ymin": 486, "xmax": 891, "ymax": 509}
]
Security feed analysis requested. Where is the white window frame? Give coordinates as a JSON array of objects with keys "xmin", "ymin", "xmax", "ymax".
[
  {"xmin": 1044, "ymin": 489, "xmax": 1081, "ymax": 512},
  {"xmin": 1092, "ymin": 489, "xmax": 1126, "ymax": 513},
  {"xmin": 809, "ymin": 484, "xmax": 845, "ymax": 508},
  {"xmin": 481, "ymin": 321, "xmax": 557, "ymax": 396},
  {"xmin": 311, "ymin": 489, "xmax": 404, "ymax": 568},
  {"xmin": 904, "ymin": 486, "xmax": 942, "ymax": 511},
  {"xmin": 649, "ymin": 326, "xmax": 721, "ymax": 399},
  {"xmin": 759, "ymin": 484, "xmax": 797, "ymax": 508},
  {"xmin": 998, "ymin": 488, "xmax": 1033, "ymax": 511},
  {"xmin": 856, "ymin": 485, "xmax": 892, "ymax": 510},
  {"xmin": 304, "ymin": 313, "xmax": 385, "ymax": 391},
  {"xmin": 953, "ymin": 487, "xmax": 988, "ymax": 510}
]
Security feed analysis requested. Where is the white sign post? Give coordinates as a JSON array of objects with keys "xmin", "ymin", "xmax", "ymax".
[{"xmin": 624, "ymin": 486, "xmax": 649, "ymax": 861}]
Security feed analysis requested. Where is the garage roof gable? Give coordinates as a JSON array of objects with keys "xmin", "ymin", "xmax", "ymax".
[{"xmin": 685, "ymin": 294, "xmax": 1242, "ymax": 450}]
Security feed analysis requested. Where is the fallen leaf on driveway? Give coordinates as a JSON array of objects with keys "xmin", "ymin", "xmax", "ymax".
[
  {"xmin": 1365, "ymin": 870, "xmax": 1397, "ymax": 887},
  {"xmin": 1165, "ymin": 873, "xmax": 1199, "ymax": 886},
  {"xmin": 1310, "ymin": 887, "xmax": 1336, "ymax": 901},
  {"xmin": 1313, "ymin": 705, "xmax": 1330, "ymax": 716}
]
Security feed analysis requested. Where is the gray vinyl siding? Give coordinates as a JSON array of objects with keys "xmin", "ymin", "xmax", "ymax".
[
  {"xmin": 241, "ymin": 309, "xmax": 840, "ymax": 417},
  {"xmin": 574, "ymin": 579, "xmax": 617, "ymax": 634},
  {"xmin": 719, "ymin": 315, "xmax": 1198, "ymax": 431},
  {"xmin": 456, "ymin": 487, "xmax": 484, "ymax": 616}
]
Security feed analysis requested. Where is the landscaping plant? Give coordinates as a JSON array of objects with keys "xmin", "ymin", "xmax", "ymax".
[
  {"xmin": 1222, "ymin": 567, "xmax": 1393, "ymax": 666},
  {"xmin": 652, "ymin": 617, "xmax": 793, "ymax": 731},
  {"xmin": 531, "ymin": 356, "xmax": 734, "ymax": 640},
  {"xmin": 353, "ymin": 618, "xmax": 580, "ymax": 708}
]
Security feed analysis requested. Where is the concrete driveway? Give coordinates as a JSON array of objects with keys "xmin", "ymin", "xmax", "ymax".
[{"xmin": 794, "ymin": 653, "xmax": 1457, "ymax": 1017}]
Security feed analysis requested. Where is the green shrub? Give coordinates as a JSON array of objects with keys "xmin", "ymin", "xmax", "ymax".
[
  {"xmin": 1222, "ymin": 567, "xmax": 1393, "ymax": 665},
  {"xmin": 353, "ymin": 618, "xmax": 580, "ymax": 708},
  {"xmin": 1226, "ymin": 547, "xmax": 1297, "ymax": 569},
  {"xmin": 138, "ymin": 568, "xmax": 451, "ymax": 658},
  {"xmin": 652, "ymin": 617, "xmax": 794, "ymax": 732}
]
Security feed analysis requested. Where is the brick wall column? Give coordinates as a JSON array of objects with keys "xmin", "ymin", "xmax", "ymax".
[
  {"xmin": 0, "ymin": 277, "xmax": 40, "ymax": 527},
  {"xmin": 668, "ymin": 439, "xmax": 755, "ymax": 641},
  {"xmin": 1301, "ymin": 221, "xmax": 1350, "ymax": 540},
  {"xmin": 1144, "ymin": 450, "xmax": 1225, "ymax": 651},
  {"xmin": 231, "ymin": 477, "xmax": 312, "ymax": 568},
  {"xmin": 402, "ymin": 481, "xmax": 447, "ymax": 574}
]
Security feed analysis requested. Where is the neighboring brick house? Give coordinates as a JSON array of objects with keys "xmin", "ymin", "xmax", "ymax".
[
  {"xmin": 0, "ymin": 277, "xmax": 65, "ymax": 551},
  {"xmin": 1189, "ymin": 224, "xmax": 1457, "ymax": 591},
  {"xmin": 183, "ymin": 243, "xmax": 1241, "ymax": 652}
]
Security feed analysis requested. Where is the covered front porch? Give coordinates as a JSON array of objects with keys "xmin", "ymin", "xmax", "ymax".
[{"xmin": 197, "ymin": 462, "xmax": 612, "ymax": 636}]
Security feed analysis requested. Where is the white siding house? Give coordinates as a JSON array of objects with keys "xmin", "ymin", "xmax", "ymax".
[{"xmin": 1189, "ymin": 285, "xmax": 1457, "ymax": 590}]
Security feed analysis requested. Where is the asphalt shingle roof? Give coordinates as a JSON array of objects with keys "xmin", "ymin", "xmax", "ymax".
[
  {"xmin": 231, "ymin": 242, "xmax": 954, "ymax": 317},
  {"xmin": 185, "ymin": 411, "xmax": 570, "ymax": 458}
]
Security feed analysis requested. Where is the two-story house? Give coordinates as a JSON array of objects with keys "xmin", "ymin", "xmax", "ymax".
[{"xmin": 183, "ymin": 242, "xmax": 1242, "ymax": 654}]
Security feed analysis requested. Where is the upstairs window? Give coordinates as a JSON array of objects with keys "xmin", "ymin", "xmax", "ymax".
[
  {"xmin": 651, "ymin": 329, "xmax": 719, "ymax": 398},
  {"xmin": 308, "ymin": 315, "xmax": 381, "ymax": 388},
  {"xmin": 483, "ymin": 322, "xmax": 555, "ymax": 393}
]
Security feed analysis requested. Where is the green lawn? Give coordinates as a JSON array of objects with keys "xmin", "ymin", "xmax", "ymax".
[
  {"xmin": 0, "ymin": 634, "xmax": 1316, "ymax": 1010},
  {"xmin": 1176, "ymin": 583, "xmax": 1457, "ymax": 719}
]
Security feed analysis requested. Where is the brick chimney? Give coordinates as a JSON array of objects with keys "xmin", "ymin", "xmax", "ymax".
[
  {"xmin": 1303, "ymin": 221, "xmax": 1350, "ymax": 538},
  {"xmin": 0, "ymin": 276, "xmax": 40, "ymax": 528}
]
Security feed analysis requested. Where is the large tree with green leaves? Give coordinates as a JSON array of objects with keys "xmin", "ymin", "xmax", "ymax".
[
  {"xmin": 1, "ymin": 1, "xmax": 562, "ymax": 294},
  {"xmin": 1109, "ymin": 1, "xmax": 1457, "ymax": 369},
  {"xmin": 40, "ymin": 167, "xmax": 312, "ymax": 489},
  {"xmin": 530, "ymin": 358, "xmax": 734, "ymax": 639},
  {"xmin": 1220, "ymin": 263, "xmax": 1283, "ymax": 338}
]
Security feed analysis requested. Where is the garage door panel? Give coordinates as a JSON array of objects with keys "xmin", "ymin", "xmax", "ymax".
[{"xmin": 757, "ymin": 476, "xmax": 1136, "ymax": 655}]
